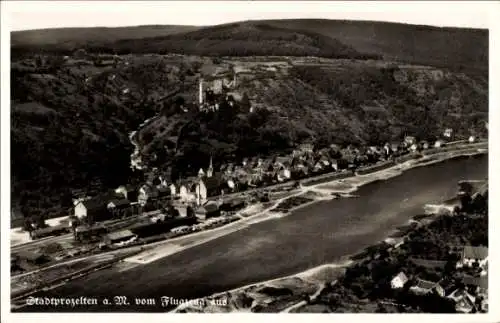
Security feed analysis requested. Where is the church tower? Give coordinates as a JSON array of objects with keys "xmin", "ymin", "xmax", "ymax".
[{"xmin": 207, "ymin": 156, "xmax": 213, "ymax": 178}]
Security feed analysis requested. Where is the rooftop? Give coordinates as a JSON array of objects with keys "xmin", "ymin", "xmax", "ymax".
[
  {"xmin": 463, "ymin": 275, "xmax": 488, "ymax": 290},
  {"xmin": 392, "ymin": 272, "xmax": 409, "ymax": 282},
  {"xmin": 463, "ymin": 246, "xmax": 488, "ymax": 260},
  {"xmin": 107, "ymin": 229, "xmax": 136, "ymax": 241},
  {"xmin": 413, "ymin": 278, "xmax": 440, "ymax": 290}
]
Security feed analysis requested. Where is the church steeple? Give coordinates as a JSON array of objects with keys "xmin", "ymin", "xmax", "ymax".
[{"xmin": 207, "ymin": 156, "xmax": 213, "ymax": 178}]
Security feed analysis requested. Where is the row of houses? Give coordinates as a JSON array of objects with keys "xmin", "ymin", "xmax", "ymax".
[
  {"xmin": 70, "ymin": 129, "xmax": 473, "ymax": 227},
  {"xmin": 390, "ymin": 245, "xmax": 488, "ymax": 313},
  {"xmin": 136, "ymin": 129, "xmax": 477, "ymax": 211}
]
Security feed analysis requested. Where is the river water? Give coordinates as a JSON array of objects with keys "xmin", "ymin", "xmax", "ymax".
[{"xmin": 21, "ymin": 154, "xmax": 488, "ymax": 312}]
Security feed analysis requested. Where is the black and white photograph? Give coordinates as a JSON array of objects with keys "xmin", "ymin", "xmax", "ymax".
[{"xmin": 1, "ymin": 0, "xmax": 497, "ymax": 320}]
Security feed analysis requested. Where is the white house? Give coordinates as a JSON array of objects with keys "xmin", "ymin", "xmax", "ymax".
[
  {"xmin": 169, "ymin": 183, "xmax": 177, "ymax": 196},
  {"xmin": 74, "ymin": 200, "xmax": 89, "ymax": 219},
  {"xmin": 457, "ymin": 246, "xmax": 488, "ymax": 269},
  {"xmin": 404, "ymin": 136, "xmax": 416, "ymax": 146},
  {"xmin": 198, "ymin": 168, "xmax": 205, "ymax": 177},
  {"xmin": 469, "ymin": 136, "xmax": 476, "ymax": 143},
  {"xmin": 390, "ymin": 272, "xmax": 409, "ymax": 289},
  {"xmin": 444, "ymin": 128, "xmax": 453, "ymax": 138},
  {"xmin": 227, "ymin": 179, "xmax": 236, "ymax": 190},
  {"xmin": 277, "ymin": 169, "xmax": 291, "ymax": 182},
  {"xmin": 434, "ymin": 140, "xmax": 445, "ymax": 148},
  {"xmin": 195, "ymin": 180, "xmax": 208, "ymax": 206},
  {"xmin": 410, "ymin": 143, "xmax": 418, "ymax": 152},
  {"xmin": 313, "ymin": 162, "xmax": 323, "ymax": 172},
  {"xmin": 179, "ymin": 185, "xmax": 190, "ymax": 201},
  {"xmin": 331, "ymin": 159, "xmax": 339, "ymax": 171},
  {"xmin": 383, "ymin": 143, "xmax": 391, "ymax": 156}
]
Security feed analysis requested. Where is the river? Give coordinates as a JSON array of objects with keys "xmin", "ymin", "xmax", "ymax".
[{"xmin": 20, "ymin": 154, "xmax": 488, "ymax": 312}]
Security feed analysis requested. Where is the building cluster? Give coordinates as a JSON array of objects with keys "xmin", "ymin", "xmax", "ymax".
[
  {"xmin": 198, "ymin": 73, "xmax": 240, "ymax": 112},
  {"xmin": 26, "ymin": 125, "xmax": 477, "ymax": 246},
  {"xmin": 390, "ymin": 245, "xmax": 488, "ymax": 313}
]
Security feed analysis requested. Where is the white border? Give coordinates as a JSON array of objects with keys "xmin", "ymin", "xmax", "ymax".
[{"xmin": 1, "ymin": 1, "xmax": 499, "ymax": 323}]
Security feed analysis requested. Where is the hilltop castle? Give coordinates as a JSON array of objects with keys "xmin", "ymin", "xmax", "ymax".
[{"xmin": 198, "ymin": 73, "xmax": 238, "ymax": 112}]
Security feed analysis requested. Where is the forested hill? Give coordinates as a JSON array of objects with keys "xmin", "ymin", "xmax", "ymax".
[
  {"xmin": 259, "ymin": 19, "xmax": 488, "ymax": 73},
  {"xmin": 11, "ymin": 19, "xmax": 488, "ymax": 73},
  {"xmin": 11, "ymin": 25, "xmax": 200, "ymax": 48},
  {"xmin": 10, "ymin": 19, "xmax": 488, "ymax": 223}
]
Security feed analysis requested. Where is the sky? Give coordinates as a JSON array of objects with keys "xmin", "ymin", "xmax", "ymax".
[{"xmin": 3, "ymin": 1, "xmax": 496, "ymax": 31}]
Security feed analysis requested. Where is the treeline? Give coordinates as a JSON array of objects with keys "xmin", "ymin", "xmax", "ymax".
[{"xmin": 12, "ymin": 24, "xmax": 381, "ymax": 60}]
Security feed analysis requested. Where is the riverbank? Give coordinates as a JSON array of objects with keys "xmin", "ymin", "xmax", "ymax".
[
  {"xmin": 14, "ymin": 149, "xmax": 487, "ymax": 312},
  {"xmin": 122, "ymin": 145, "xmax": 487, "ymax": 267},
  {"xmin": 170, "ymin": 147, "xmax": 487, "ymax": 313}
]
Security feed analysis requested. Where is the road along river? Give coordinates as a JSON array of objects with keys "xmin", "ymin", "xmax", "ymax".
[{"xmin": 19, "ymin": 153, "xmax": 487, "ymax": 312}]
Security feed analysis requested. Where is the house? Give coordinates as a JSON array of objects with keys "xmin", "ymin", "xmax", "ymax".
[
  {"xmin": 276, "ymin": 168, "xmax": 291, "ymax": 182},
  {"xmin": 390, "ymin": 272, "xmax": 409, "ymax": 289},
  {"xmin": 463, "ymin": 275, "xmax": 488, "ymax": 295},
  {"xmin": 195, "ymin": 179, "xmax": 208, "ymax": 205},
  {"xmin": 74, "ymin": 197, "xmax": 110, "ymax": 224},
  {"xmin": 275, "ymin": 156, "xmax": 293, "ymax": 168},
  {"xmin": 319, "ymin": 156, "xmax": 330, "ymax": 168},
  {"xmin": 138, "ymin": 184, "xmax": 158, "ymax": 206},
  {"xmin": 175, "ymin": 205, "xmax": 188, "ymax": 218},
  {"xmin": 178, "ymin": 180, "xmax": 194, "ymax": 202},
  {"xmin": 114, "ymin": 185, "xmax": 138, "ymax": 202},
  {"xmin": 298, "ymin": 143, "xmax": 314, "ymax": 154},
  {"xmin": 409, "ymin": 143, "xmax": 418, "ymax": 152},
  {"xmin": 421, "ymin": 141, "xmax": 430, "ymax": 150},
  {"xmin": 382, "ymin": 143, "xmax": 391, "ymax": 156},
  {"xmin": 457, "ymin": 246, "xmax": 488, "ymax": 269},
  {"xmin": 443, "ymin": 128, "xmax": 453, "ymax": 138},
  {"xmin": 447, "ymin": 289, "xmax": 476, "ymax": 313},
  {"xmin": 227, "ymin": 179, "xmax": 236, "ymax": 191},
  {"xmin": 434, "ymin": 140, "xmax": 445, "ymax": 148},
  {"xmin": 404, "ymin": 136, "xmax": 416, "ymax": 146},
  {"xmin": 313, "ymin": 162, "xmax": 323, "ymax": 173},
  {"xmin": 390, "ymin": 142, "xmax": 400, "ymax": 153},
  {"xmin": 469, "ymin": 136, "xmax": 476, "ymax": 143},
  {"xmin": 169, "ymin": 183, "xmax": 177, "ymax": 196},
  {"xmin": 74, "ymin": 224, "xmax": 108, "ymax": 242},
  {"xmin": 409, "ymin": 279, "xmax": 445, "ymax": 297}
]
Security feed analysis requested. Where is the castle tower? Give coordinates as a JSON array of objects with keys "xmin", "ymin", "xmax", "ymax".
[
  {"xmin": 207, "ymin": 156, "xmax": 213, "ymax": 178},
  {"xmin": 199, "ymin": 78, "xmax": 204, "ymax": 105}
]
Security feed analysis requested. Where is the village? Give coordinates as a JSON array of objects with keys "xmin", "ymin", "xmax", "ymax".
[
  {"xmin": 9, "ymin": 52, "xmax": 489, "ymax": 313},
  {"xmin": 11, "ymin": 121, "xmax": 483, "ymax": 273}
]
